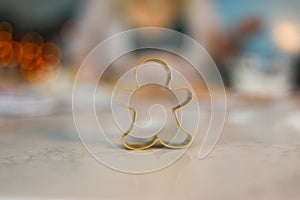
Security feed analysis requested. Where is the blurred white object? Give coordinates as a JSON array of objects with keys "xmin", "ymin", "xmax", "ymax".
[
  {"xmin": 232, "ymin": 53, "xmax": 292, "ymax": 97},
  {"xmin": 0, "ymin": 93, "xmax": 55, "ymax": 117}
]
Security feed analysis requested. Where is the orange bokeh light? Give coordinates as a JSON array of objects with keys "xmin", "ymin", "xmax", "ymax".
[
  {"xmin": 0, "ymin": 23, "xmax": 62, "ymax": 83},
  {"xmin": 0, "ymin": 22, "xmax": 13, "ymax": 34}
]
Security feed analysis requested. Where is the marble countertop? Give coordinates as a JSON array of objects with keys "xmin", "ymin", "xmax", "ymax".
[{"xmin": 1, "ymin": 94, "xmax": 300, "ymax": 200}]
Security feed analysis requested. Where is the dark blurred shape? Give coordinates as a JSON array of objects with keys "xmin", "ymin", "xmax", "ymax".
[
  {"xmin": 294, "ymin": 55, "xmax": 300, "ymax": 89},
  {"xmin": 208, "ymin": 17, "xmax": 261, "ymax": 86},
  {"xmin": 0, "ymin": 0, "xmax": 80, "ymax": 41},
  {"xmin": 0, "ymin": 21, "xmax": 12, "ymax": 33}
]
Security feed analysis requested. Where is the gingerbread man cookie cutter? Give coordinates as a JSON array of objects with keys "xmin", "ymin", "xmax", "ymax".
[{"xmin": 116, "ymin": 58, "xmax": 193, "ymax": 150}]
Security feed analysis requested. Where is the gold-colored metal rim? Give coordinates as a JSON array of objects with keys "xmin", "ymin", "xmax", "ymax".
[
  {"xmin": 116, "ymin": 58, "xmax": 193, "ymax": 150},
  {"xmin": 135, "ymin": 57, "xmax": 172, "ymax": 87}
]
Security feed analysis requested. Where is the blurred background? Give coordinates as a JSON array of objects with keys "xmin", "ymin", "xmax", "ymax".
[
  {"xmin": 0, "ymin": 0, "xmax": 300, "ymax": 141},
  {"xmin": 0, "ymin": 0, "xmax": 299, "ymax": 91},
  {"xmin": 0, "ymin": 0, "xmax": 299, "ymax": 89}
]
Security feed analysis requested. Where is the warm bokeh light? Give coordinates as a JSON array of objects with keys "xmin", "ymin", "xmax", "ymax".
[
  {"xmin": 273, "ymin": 21, "xmax": 300, "ymax": 54},
  {"xmin": 20, "ymin": 39, "xmax": 61, "ymax": 83},
  {"xmin": 0, "ymin": 21, "xmax": 13, "ymax": 34},
  {"xmin": 0, "ymin": 41, "xmax": 23, "ymax": 68},
  {"xmin": 125, "ymin": 0, "xmax": 181, "ymax": 27},
  {"xmin": 0, "ymin": 22, "xmax": 14, "ymax": 67},
  {"xmin": 0, "ymin": 22, "xmax": 62, "ymax": 83}
]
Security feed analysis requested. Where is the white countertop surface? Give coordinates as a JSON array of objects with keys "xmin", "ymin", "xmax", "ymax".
[{"xmin": 1, "ymin": 93, "xmax": 300, "ymax": 200}]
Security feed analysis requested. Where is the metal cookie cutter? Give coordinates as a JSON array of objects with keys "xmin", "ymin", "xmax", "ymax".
[{"xmin": 116, "ymin": 58, "xmax": 193, "ymax": 150}]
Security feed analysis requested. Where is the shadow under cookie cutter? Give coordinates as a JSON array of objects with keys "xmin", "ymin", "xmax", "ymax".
[{"xmin": 116, "ymin": 58, "xmax": 193, "ymax": 150}]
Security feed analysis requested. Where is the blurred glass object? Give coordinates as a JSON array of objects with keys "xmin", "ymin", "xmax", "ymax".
[{"xmin": 232, "ymin": 53, "xmax": 292, "ymax": 97}]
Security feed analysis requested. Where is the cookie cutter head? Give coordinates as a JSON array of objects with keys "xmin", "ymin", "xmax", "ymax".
[{"xmin": 116, "ymin": 58, "xmax": 193, "ymax": 150}]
